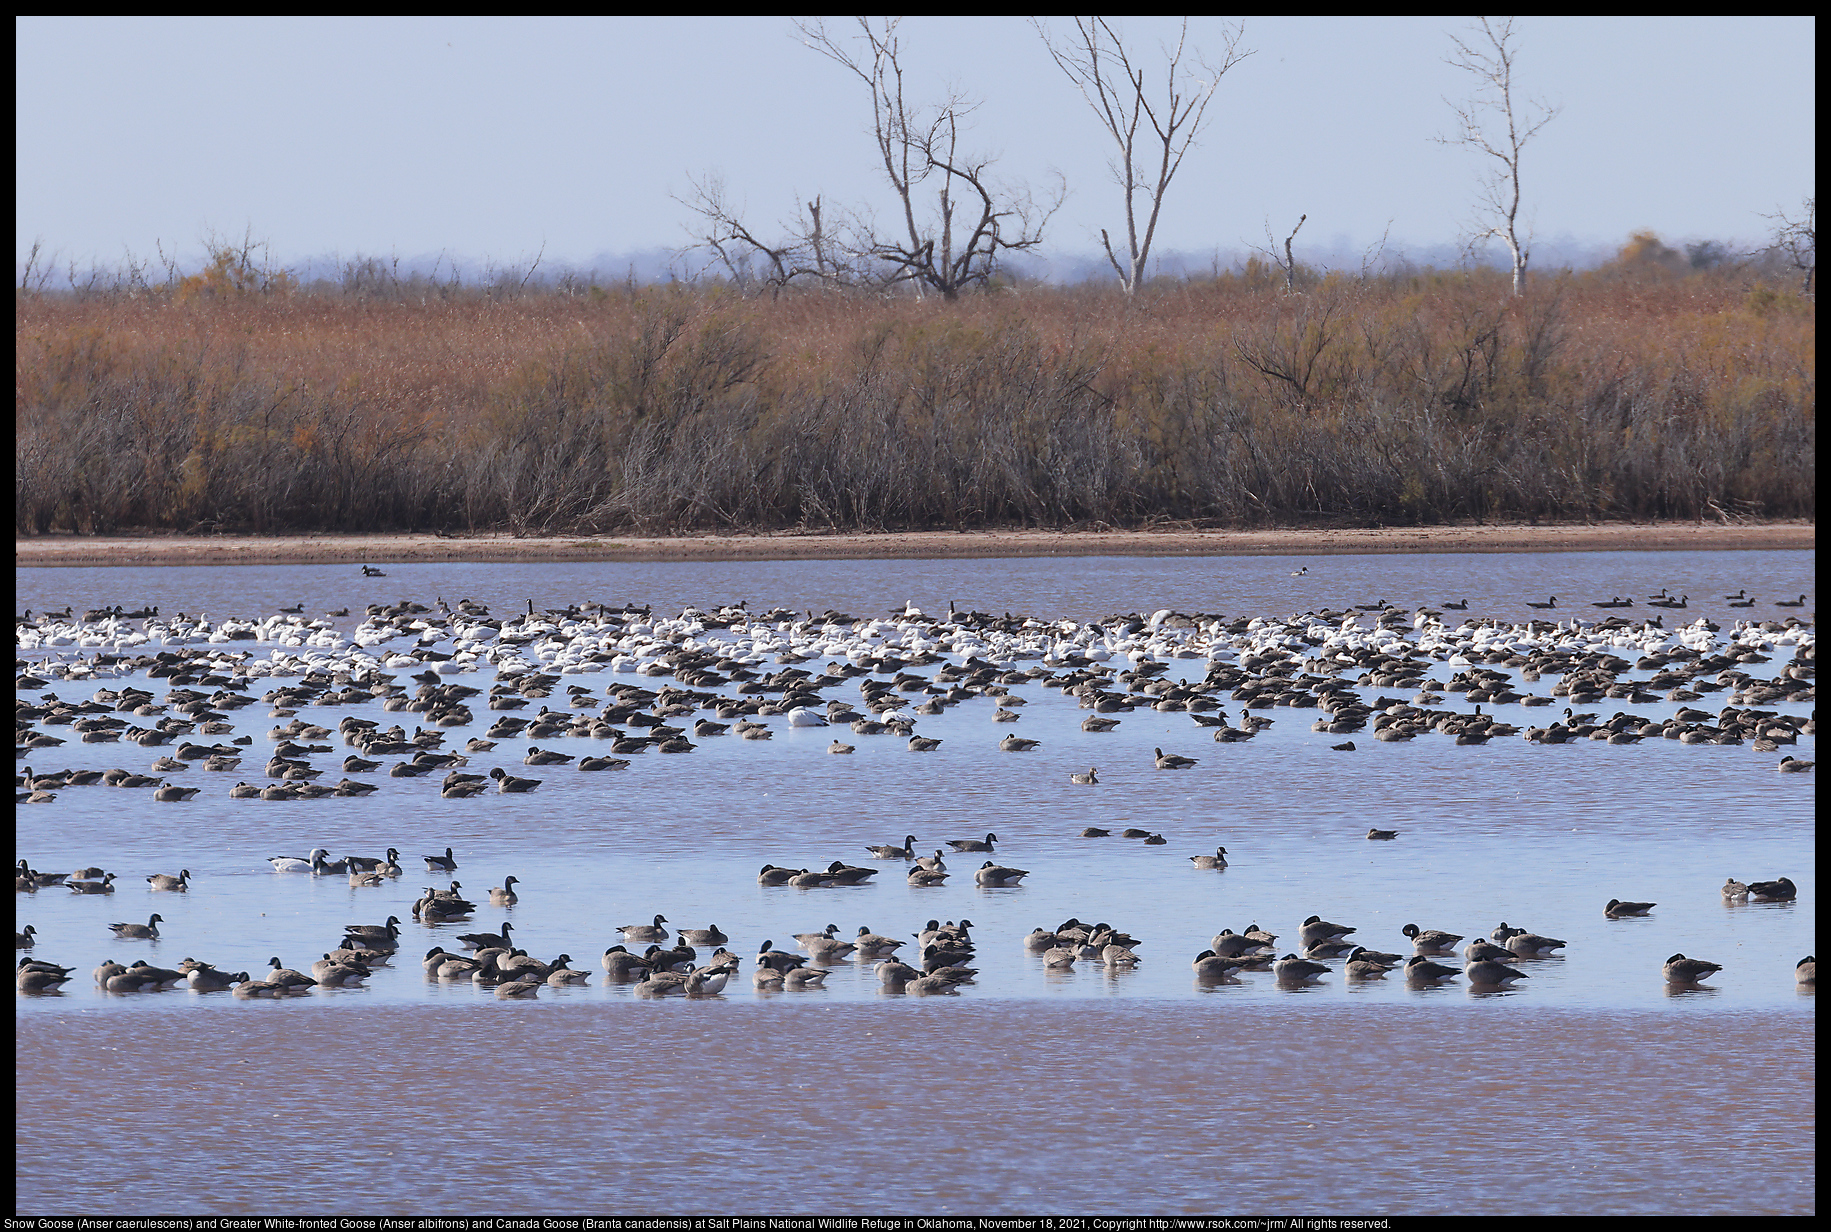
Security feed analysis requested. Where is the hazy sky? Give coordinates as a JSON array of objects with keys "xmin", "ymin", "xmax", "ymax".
[{"xmin": 15, "ymin": 15, "xmax": 1816, "ymax": 276}]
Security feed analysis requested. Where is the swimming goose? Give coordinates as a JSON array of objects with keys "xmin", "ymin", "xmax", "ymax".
[
  {"xmin": 1776, "ymin": 756, "xmax": 1813, "ymax": 773},
  {"xmin": 1663, "ymin": 953, "xmax": 1722, "ymax": 983},
  {"xmin": 1401, "ymin": 924, "xmax": 1462, "ymax": 954},
  {"xmin": 1120, "ymin": 828, "xmax": 1153, "ymax": 839},
  {"xmin": 914, "ymin": 850, "xmax": 947, "ymax": 872},
  {"xmin": 67, "ymin": 873, "xmax": 118, "ymax": 894},
  {"xmin": 1465, "ymin": 959, "xmax": 1530, "ymax": 986},
  {"xmin": 488, "ymin": 767, "xmax": 542, "ymax": 792},
  {"xmin": 975, "ymin": 861, "xmax": 1029, "ymax": 887},
  {"xmin": 108, "ymin": 914, "xmax": 164, "ymax": 940},
  {"xmin": 865, "ymin": 835, "xmax": 918, "ymax": 860},
  {"xmin": 16, "ymin": 925, "xmax": 37, "ymax": 949},
  {"xmin": 423, "ymin": 847, "xmax": 459, "ymax": 872},
  {"xmin": 998, "ymin": 735, "xmax": 1040, "ymax": 752},
  {"xmin": 185, "ymin": 965, "xmax": 248, "ymax": 992},
  {"xmin": 1344, "ymin": 949, "xmax": 1396, "ymax": 980},
  {"xmin": 1154, "ymin": 747, "xmax": 1198, "ymax": 769},
  {"xmin": 153, "ymin": 782, "xmax": 200, "ymax": 802},
  {"xmin": 495, "ymin": 974, "xmax": 543, "ymax": 999},
  {"xmin": 619, "ymin": 914, "xmax": 670, "ymax": 942},
  {"xmin": 343, "ymin": 916, "xmax": 404, "ymax": 941},
  {"xmin": 601, "ymin": 946, "xmax": 651, "ymax": 977},
  {"xmin": 1525, "ymin": 596, "xmax": 1557, "ymax": 609},
  {"xmin": 1604, "ymin": 898, "xmax": 1656, "ymax": 918},
  {"xmin": 852, "ymin": 927, "xmax": 905, "ymax": 956},
  {"xmin": 1079, "ymin": 826, "xmax": 1111, "ymax": 837},
  {"xmin": 1463, "ymin": 939, "xmax": 1516, "ymax": 964},
  {"xmin": 1299, "ymin": 915, "xmax": 1356, "ymax": 945},
  {"xmin": 1366, "ymin": 828, "xmax": 1399, "ymax": 841},
  {"xmin": 677, "ymin": 924, "xmax": 730, "ymax": 946},
  {"xmin": 1503, "ymin": 931, "xmax": 1567, "ymax": 958},
  {"xmin": 1748, "ymin": 877, "xmax": 1797, "ymax": 901},
  {"xmin": 490, "ymin": 877, "xmax": 520, "ymax": 905},
  {"xmin": 782, "ymin": 967, "xmax": 830, "ymax": 990},
  {"xmin": 1274, "ymin": 954, "xmax": 1330, "ymax": 983},
  {"xmin": 264, "ymin": 957, "xmax": 317, "ymax": 989},
  {"xmin": 1070, "ymin": 768, "xmax": 1099, "ymax": 784},
  {"xmin": 948, "ymin": 833, "xmax": 998, "ymax": 853},
  {"xmin": 827, "ymin": 740, "xmax": 855, "ymax": 754},
  {"xmin": 1404, "ymin": 955, "xmax": 1460, "ymax": 984},
  {"xmin": 1721, "ymin": 878, "xmax": 1750, "ymax": 901},
  {"xmin": 269, "ymin": 848, "xmax": 329, "ymax": 872},
  {"xmin": 1208, "ymin": 931, "xmax": 1272, "ymax": 959},
  {"xmin": 1795, "ymin": 956, "xmax": 1815, "ymax": 986},
  {"xmin": 1191, "ymin": 950, "xmax": 1246, "ymax": 981},
  {"xmin": 757, "ymin": 865, "xmax": 796, "ymax": 886},
  {"xmin": 906, "ymin": 866, "xmax": 949, "ymax": 886},
  {"xmin": 1775, "ymin": 594, "xmax": 1806, "ymax": 607},
  {"xmin": 457, "ymin": 922, "xmax": 513, "ymax": 951},
  {"xmin": 907, "ymin": 735, "xmax": 942, "ymax": 752}
]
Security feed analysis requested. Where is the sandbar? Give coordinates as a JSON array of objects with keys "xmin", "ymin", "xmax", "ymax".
[{"xmin": 15, "ymin": 520, "xmax": 1814, "ymax": 568}]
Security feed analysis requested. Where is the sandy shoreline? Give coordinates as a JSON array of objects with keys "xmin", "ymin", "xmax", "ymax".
[{"xmin": 14, "ymin": 521, "xmax": 1814, "ymax": 568}]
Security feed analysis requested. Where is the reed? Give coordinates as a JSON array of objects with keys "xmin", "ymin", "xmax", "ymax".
[{"xmin": 15, "ymin": 267, "xmax": 1813, "ymax": 535}]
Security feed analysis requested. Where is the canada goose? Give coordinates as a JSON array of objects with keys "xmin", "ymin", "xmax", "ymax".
[
  {"xmin": 677, "ymin": 925, "xmax": 730, "ymax": 946},
  {"xmin": 1331, "ymin": 741, "xmax": 1356, "ymax": 751},
  {"xmin": 1344, "ymin": 949, "xmax": 1395, "ymax": 980},
  {"xmin": 1465, "ymin": 959, "xmax": 1530, "ymax": 986},
  {"xmin": 1663, "ymin": 953, "xmax": 1722, "ymax": 983},
  {"xmin": 757, "ymin": 864, "xmax": 796, "ymax": 886},
  {"xmin": 865, "ymin": 835, "xmax": 918, "ymax": 860},
  {"xmin": 1079, "ymin": 826, "xmax": 1111, "ymax": 837},
  {"xmin": 1795, "ymin": 956, "xmax": 1815, "ymax": 986},
  {"xmin": 1503, "ymin": 932, "xmax": 1567, "ymax": 958},
  {"xmin": 1447, "ymin": 934, "xmax": 1505, "ymax": 962},
  {"xmin": 495, "ymin": 974, "xmax": 543, "ymax": 999},
  {"xmin": 914, "ymin": 850, "xmax": 947, "ymax": 872},
  {"xmin": 1191, "ymin": 950, "xmax": 1245, "ymax": 981},
  {"xmin": 1154, "ymin": 747, "xmax": 1198, "ymax": 769},
  {"xmin": 1526, "ymin": 596, "xmax": 1557, "ymax": 609},
  {"xmin": 906, "ymin": 867, "xmax": 949, "ymax": 886},
  {"xmin": 1082, "ymin": 716, "xmax": 1122, "ymax": 732},
  {"xmin": 852, "ymin": 927, "xmax": 904, "ymax": 956},
  {"xmin": 827, "ymin": 740, "xmax": 855, "ymax": 754},
  {"xmin": 1748, "ymin": 877, "xmax": 1797, "ymax": 901},
  {"xmin": 1300, "ymin": 915, "xmax": 1355, "ymax": 945},
  {"xmin": 1366, "ymin": 827, "xmax": 1399, "ymax": 841},
  {"xmin": 907, "ymin": 735, "xmax": 942, "ymax": 752},
  {"xmin": 619, "ymin": 914, "xmax": 669, "ymax": 942},
  {"xmin": 998, "ymin": 734, "xmax": 1040, "ymax": 752},
  {"xmin": 108, "ymin": 913, "xmax": 163, "ymax": 940},
  {"xmin": 16, "ymin": 925, "xmax": 37, "ymax": 949},
  {"xmin": 18, "ymin": 966, "xmax": 74, "ymax": 993},
  {"xmin": 488, "ymin": 767, "xmax": 542, "ymax": 792},
  {"xmin": 1302, "ymin": 938, "xmax": 1360, "ymax": 959},
  {"xmin": 349, "ymin": 867, "xmax": 386, "ymax": 887},
  {"xmin": 782, "ymin": 967, "xmax": 829, "ymax": 990},
  {"xmin": 975, "ymin": 861, "xmax": 1029, "ymax": 887},
  {"xmin": 457, "ymin": 922, "xmax": 513, "ymax": 951},
  {"xmin": 1398, "ymin": 922, "xmax": 1457, "ymax": 951},
  {"xmin": 1274, "ymin": 954, "xmax": 1330, "ymax": 983},
  {"xmin": 265, "ymin": 957, "xmax": 317, "ymax": 989},
  {"xmin": 1404, "ymin": 955, "xmax": 1460, "ymax": 983},
  {"xmin": 1209, "ymin": 931, "xmax": 1272, "ymax": 959},
  {"xmin": 153, "ymin": 782, "xmax": 200, "ymax": 802},
  {"xmin": 186, "ymin": 965, "xmax": 248, "ymax": 993},
  {"xmin": 1775, "ymin": 594, "xmax": 1806, "ymax": 607},
  {"xmin": 1070, "ymin": 767, "xmax": 1099, "ymax": 784},
  {"xmin": 1721, "ymin": 878, "xmax": 1750, "ymax": 901},
  {"xmin": 423, "ymin": 847, "xmax": 459, "ymax": 872},
  {"xmin": 490, "ymin": 877, "xmax": 520, "ymax": 905},
  {"xmin": 1777, "ymin": 756, "xmax": 1814, "ymax": 773},
  {"xmin": 599, "ymin": 946, "xmax": 650, "ymax": 977},
  {"xmin": 1604, "ymin": 898, "xmax": 1656, "ymax": 918},
  {"xmin": 67, "ymin": 873, "xmax": 118, "ymax": 894},
  {"xmin": 948, "ymin": 833, "xmax": 998, "ymax": 853},
  {"xmin": 1120, "ymin": 828, "xmax": 1153, "ymax": 839}
]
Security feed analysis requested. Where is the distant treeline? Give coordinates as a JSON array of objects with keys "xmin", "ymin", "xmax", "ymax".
[{"xmin": 14, "ymin": 258, "xmax": 1815, "ymax": 537}]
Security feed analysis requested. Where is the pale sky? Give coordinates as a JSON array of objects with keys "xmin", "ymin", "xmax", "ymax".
[{"xmin": 15, "ymin": 15, "xmax": 1817, "ymax": 278}]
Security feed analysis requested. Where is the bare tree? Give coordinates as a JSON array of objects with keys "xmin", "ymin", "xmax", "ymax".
[
  {"xmin": 1762, "ymin": 196, "xmax": 1815, "ymax": 294},
  {"xmin": 1438, "ymin": 17, "xmax": 1559, "ymax": 295},
  {"xmin": 1036, "ymin": 17, "xmax": 1251, "ymax": 296},
  {"xmin": 675, "ymin": 174, "xmax": 856, "ymax": 295},
  {"xmin": 798, "ymin": 17, "xmax": 1061, "ymax": 299},
  {"xmin": 1249, "ymin": 213, "xmax": 1307, "ymax": 292}
]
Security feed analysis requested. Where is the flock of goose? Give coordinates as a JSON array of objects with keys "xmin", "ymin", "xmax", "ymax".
[{"xmin": 16, "ymin": 583, "xmax": 1814, "ymax": 1001}]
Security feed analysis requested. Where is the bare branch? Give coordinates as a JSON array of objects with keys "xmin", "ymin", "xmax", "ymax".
[
  {"xmin": 1037, "ymin": 16, "xmax": 1252, "ymax": 295},
  {"xmin": 1436, "ymin": 16, "xmax": 1560, "ymax": 294}
]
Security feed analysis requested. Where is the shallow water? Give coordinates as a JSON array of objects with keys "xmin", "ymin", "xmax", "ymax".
[{"xmin": 14, "ymin": 550, "xmax": 1816, "ymax": 1214}]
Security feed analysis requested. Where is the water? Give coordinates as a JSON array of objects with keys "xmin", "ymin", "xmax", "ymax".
[{"xmin": 15, "ymin": 549, "xmax": 1816, "ymax": 1215}]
